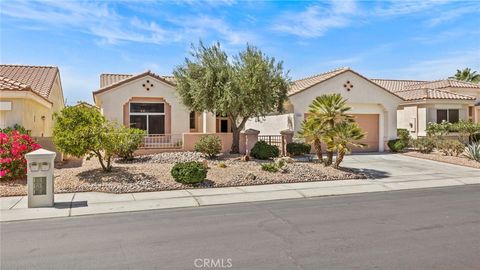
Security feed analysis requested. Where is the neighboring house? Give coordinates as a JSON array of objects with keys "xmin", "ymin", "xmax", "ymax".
[
  {"xmin": 373, "ymin": 78, "xmax": 479, "ymax": 137},
  {"xmin": 286, "ymin": 68, "xmax": 403, "ymax": 152},
  {"xmin": 0, "ymin": 64, "xmax": 65, "ymax": 159},
  {"xmin": 245, "ymin": 67, "xmax": 479, "ymax": 151},
  {"xmin": 92, "ymin": 71, "xmax": 233, "ymax": 141}
]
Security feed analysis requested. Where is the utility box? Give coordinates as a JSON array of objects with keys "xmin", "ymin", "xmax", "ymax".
[{"xmin": 25, "ymin": 148, "xmax": 56, "ymax": 208}]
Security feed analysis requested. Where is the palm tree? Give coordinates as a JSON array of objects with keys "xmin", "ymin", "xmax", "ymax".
[
  {"xmin": 298, "ymin": 117, "xmax": 326, "ymax": 162},
  {"xmin": 308, "ymin": 93, "xmax": 354, "ymax": 165},
  {"xmin": 449, "ymin": 68, "xmax": 480, "ymax": 83},
  {"xmin": 326, "ymin": 122, "xmax": 366, "ymax": 169}
]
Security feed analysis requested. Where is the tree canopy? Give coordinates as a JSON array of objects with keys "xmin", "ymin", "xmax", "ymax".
[
  {"xmin": 173, "ymin": 42, "xmax": 290, "ymax": 153},
  {"xmin": 449, "ymin": 68, "xmax": 480, "ymax": 83}
]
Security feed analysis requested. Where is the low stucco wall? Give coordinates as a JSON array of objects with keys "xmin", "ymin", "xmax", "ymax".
[{"xmin": 183, "ymin": 133, "xmax": 234, "ymax": 153}]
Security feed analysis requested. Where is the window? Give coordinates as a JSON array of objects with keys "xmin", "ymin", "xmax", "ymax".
[
  {"xmin": 129, "ymin": 103, "xmax": 165, "ymax": 134},
  {"xmin": 449, "ymin": 109, "xmax": 459, "ymax": 123},
  {"xmin": 436, "ymin": 109, "xmax": 459, "ymax": 123},
  {"xmin": 130, "ymin": 103, "xmax": 164, "ymax": 113},
  {"xmin": 189, "ymin": 111, "xmax": 196, "ymax": 129}
]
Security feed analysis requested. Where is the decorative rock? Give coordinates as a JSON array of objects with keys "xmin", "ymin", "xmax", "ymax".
[
  {"xmin": 202, "ymin": 160, "xmax": 209, "ymax": 169},
  {"xmin": 245, "ymin": 173, "xmax": 256, "ymax": 181},
  {"xmin": 241, "ymin": 155, "xmax": 250, "ymax": 162}
]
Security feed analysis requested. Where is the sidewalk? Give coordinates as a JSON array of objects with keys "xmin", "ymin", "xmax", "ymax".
[{"xmin": 2, "ymin": 175, "xmax": 479, "ymax": 222}]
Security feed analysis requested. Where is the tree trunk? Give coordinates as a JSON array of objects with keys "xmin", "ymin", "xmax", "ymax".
[
  {"xmin": 105, "ymin": 155, "xmax": 112, "ymax": 172},
  {"xmin": 325, "ymin": 151, "xmax": 333, "ymax": 166},
  {"xmin": 231, "ymin": 127, "xmax": 241, "ymax": 153},
  {"xmin": 333, "ymin": 151, "xmax": 344, "ymax": 169},
  {"xmin": 95, "ymin": 152, "xmax": 108, "ymax": 172},
  {"xmin": 230, "ymin": 116, "xmax": 249, "ymax": 154},
  {"xmin": 325, "ymin": 119, "xmax": 335, "ymax": 166},
  {"xmin": 313, "ymin": 138, "xmax": 323, "ymax": 163}
]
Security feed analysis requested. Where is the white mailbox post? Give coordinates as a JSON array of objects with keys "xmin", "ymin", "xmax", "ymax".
[{"xmin": 25, "ymin": 148, "xmax": 56, "ymax": 208}]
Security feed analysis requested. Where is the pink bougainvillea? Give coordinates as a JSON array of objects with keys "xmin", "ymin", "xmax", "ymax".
[{"xmin": 0, "ymin": 130, "xmax": 41, "ymax": 180}]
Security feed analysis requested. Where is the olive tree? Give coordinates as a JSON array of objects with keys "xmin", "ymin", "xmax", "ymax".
[
  {"xmin": 174, "ymin": 42, "xmax": 289, "ymax": 153},
  {"xmin": 53, "ymin": 106, "xmax": 118, "ymax": 172}
]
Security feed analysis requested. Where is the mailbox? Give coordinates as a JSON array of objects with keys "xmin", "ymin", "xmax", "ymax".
[{"xmin": 25, "ymin": 148, "xmax": 56, "ymax": 208}]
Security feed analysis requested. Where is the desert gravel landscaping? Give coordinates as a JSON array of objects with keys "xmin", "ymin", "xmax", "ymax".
[
  {"xmin": 0, "ymin": 152, "xmax": 365, "ymax": 197},
  {"xmin": 402, "ymin": 151, "xmax": 480, "ymax": 169}
]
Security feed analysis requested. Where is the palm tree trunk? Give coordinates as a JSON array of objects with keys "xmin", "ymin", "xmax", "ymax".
[
  {"xmin": 314, "ymin": 138, "xmax": 323, "ymax": 163},
  {"xmin": 333, "ymin": 151, "xmax": 344, "ymax": 169},
  {"xmin": 325, "ymin": 151, "xmax": 333, "ymax": 166}
]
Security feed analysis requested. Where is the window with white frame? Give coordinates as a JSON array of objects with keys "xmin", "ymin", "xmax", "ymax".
[
  {"xmin": 129, "ymin": 103, "xmax": 165, "ymax": 134},
  {"xmin": 436, "ymin": 109, "xmax": 459, "ymax": 123}
]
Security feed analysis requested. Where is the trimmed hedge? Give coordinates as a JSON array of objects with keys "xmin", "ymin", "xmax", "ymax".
[
  {"xmin": 250, "ymin": 140, "xmax": 280, "ymax": 160},
  {"xmin": 170, "ymin": 161, "xmax": 207, "ymax": 185},
  {"xmin": 286, "ymin": 142, "xmax": 311, "ymax": 156},
  {"xmin": 387, "ymin": 139, "xmax": 405, "ymax": 153}
]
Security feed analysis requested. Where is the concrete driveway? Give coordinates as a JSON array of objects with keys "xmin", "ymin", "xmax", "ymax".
[{"xmin": 341, "ymin": 153, "xmax": 479, "ymax": 183}]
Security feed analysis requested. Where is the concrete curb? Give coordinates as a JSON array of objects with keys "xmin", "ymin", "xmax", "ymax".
[{"xmin": 2, "ymin": 177, "xmax": 479, "ymax": 222}]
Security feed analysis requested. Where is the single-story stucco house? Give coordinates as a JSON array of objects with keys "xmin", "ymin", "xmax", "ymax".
[
  {"xmin": 92, "ymin": 71, "xmax": 237, "ymax": 153},
  {"xmin": 245, "ymin": 67, "xmax": 480, "ymax": 151},
  {"xmin": 0, "ymin": 64, "xmax": 66, "ymax": 159},
  {"xmin": 93, "ymin": 67, "xmax": 479, "ymax": 153}
]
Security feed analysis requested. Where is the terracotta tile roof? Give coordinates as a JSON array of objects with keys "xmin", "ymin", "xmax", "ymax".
[
  {"xmin": 289, "ymin": 67, "xmax": 403, "ymax": 99},
  {"xmin": 93, "ymin": 70, "xmax": 176, "ymax": 96},
  {"xmin": 370, "ymin": 79, "xmax": 426, "ymax": 93},
  {"xmin": 100, "ymin": 73, "xmax": 133, "ymax": 88},
  {"xmin": 0, "ymin": 76, "xmax": 30, "ymax": 91},
  {"xmin": 0, "ymin": 64, "xmax": 58, "ymax": 99},
  {"xmin": 402, "ymin": 79, "xmax": 480, "ymax": 90},
  {"xmin": 289, "ymin": 67, "xmax": 349, "ymax": 95},
  {"xmin": 396, "ymin": 88, "xmax": 475, "ymax": 101},
  {"xmin": 161, "ymin": 75, "xmax": 177, "ymax": 84}
]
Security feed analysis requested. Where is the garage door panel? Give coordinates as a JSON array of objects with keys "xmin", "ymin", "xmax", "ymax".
[
  {"xmin": 303, "ymin": 113, "xmax": 379, "ymax": 153},
  {"xmin": 352, "ymin": 114, "xmax": 379, "ymax": 152}
]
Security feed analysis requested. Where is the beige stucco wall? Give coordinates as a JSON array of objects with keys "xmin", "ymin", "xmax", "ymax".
[
  {"xmin": 0, "ymin": 98, "xmax": 51, "ymax": 136},
  {"xmin": 0, "ymin": 74, "xmax": 64, "ymax": 137},
  {"xmin": 397, "ymin": 101, "xmax": 471, "ymax": 137},
  {"xmin": 244, "ymin": 113, "xmax": 294, "ymax": 134},
  {"xmin": 288, "ymin": 71, "xmax": 402, "ymax": 152},
  {"xmin": 95, "ymin": 75, "xmax": 196, "ymax": 135}
]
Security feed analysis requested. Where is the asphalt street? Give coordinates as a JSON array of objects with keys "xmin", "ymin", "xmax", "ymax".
[{"xmin": 2, "ymin": 185, "xmax": 480, "ymax": 270}]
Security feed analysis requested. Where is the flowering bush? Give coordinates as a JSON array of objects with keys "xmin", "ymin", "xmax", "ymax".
[{"xmin": 0, "ymin": 130, "xmax": 41, "ymax": 180}]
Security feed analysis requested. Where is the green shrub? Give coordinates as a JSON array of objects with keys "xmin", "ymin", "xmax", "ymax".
[
  {"xmin": 218, "ymin": 162, "xmax": 227, "ymax": 168},
  {"xmin": 250, "ymin": 140, "xmax": 280, "ymax": 160},
  {"xmin": 194, "ymin": 135, "xmax": 222, "ymax": 159},
  {"xmin": 54, "ymin": 105, "xmax": 118, "ymax": 172},
  {"xmin": 452, "ymin": 120, "xmax": 480, "ymax": 143},
  {"xmin": 464, "ymin": 143, "xmax": 480, "ymax": 162},
  {"xmin": 261, "ymin": 163, "xmax": 279, "ymax": 173},
  {"xmin": 0, "ymin": 124, "xmax": 29, "ymax": 135},
  {"xmin": 115, "ymin": 126, "xmax": 145, "ymax": 160},
  {"xmin": 437, "ymin": 139, "xmax": 465, "ymax": 156},
  {"xmin": 171, "ymin": 161, "xmax": 207, "ymax": 184},
  {"xmin": 412, "ymin": 137, "xmax": 435, "ymax": 154},
  {"xmin": 274, "ymin": 158, "xmax": 286, "ymax": 169},
  {"xmin": 426, "ymin": 121, "xmax": 451, "ymax": 138},
  {"xmin": 397, "ymin": 128, "xmax": 411, "ymax": 146},
  {"xmin": 286, "ymin": 142, "xmax": 311, "ymax": 156},
  {"xmin": 387, "ymin": 139, "xmax": 406, "ymax": 152}
]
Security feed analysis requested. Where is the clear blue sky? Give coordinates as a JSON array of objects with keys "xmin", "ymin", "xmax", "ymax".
[{"xmin": 1, "ymin": 0, "xmax": 479, "ymax": 105}]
